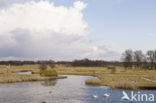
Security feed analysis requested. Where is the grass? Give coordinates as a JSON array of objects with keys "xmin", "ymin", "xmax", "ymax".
[
  {"xmin": 0, "ymin": 65, "xmax": 40, "ymax": 74},
  {"xmin": 0, "ymin": 65, "xmax": 66, "ymax": 83},
  {"xmin": 109, "ymin": 78, "xmax": 139, "ymax": 90},
  {"xmin": 85, "ymin": 78, "xmax": 101, "ymax": 85},
  {"xmin": 0, "ymin": 64, "xmax": 156, "ymax": 90},
  {"xmin": 40, "ymin": 69, "xmax": 58, "ymax": 77},
  {"xmin": 55, "ymin": 65, "xmax": 156, "ymax": 90},
  {"xmin": 0, "ymin": 73, "xmax": 66, "ymax": 83}
]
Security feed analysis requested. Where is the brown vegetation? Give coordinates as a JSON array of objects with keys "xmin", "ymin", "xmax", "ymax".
[
  {"xmin": 85, "ymin": 78, "xmax": 101, "ymax": 85},
  {"xmin": 0, "ymin": 64, "xmax": 65, "ymax": 83},
  {"xmin": 56, "ymin": 65, "xmax": 156, "ymax": 90},
  {"xmin": 40, "ymin": 69, "xmax": 58, "ymax": 77},
  {"xmin": 0, "ymin": 64, "xmax": 156, "ymax": 90},
  {"xmin": 0, "ymin": 73, "xmax": 65, "ymax": 83}
]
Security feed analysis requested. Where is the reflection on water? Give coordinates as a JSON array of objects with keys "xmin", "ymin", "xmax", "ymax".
[
  {"xmin": 41, "ymin": 79, "xmax": 57, "ymax": 86},
  {"xmin": 13, "ymin": 71, "xmax": 32, "ymax": 74},
  {"xmin": 0, "ymin": 75, "xmax": 155, "ymax": 103}
]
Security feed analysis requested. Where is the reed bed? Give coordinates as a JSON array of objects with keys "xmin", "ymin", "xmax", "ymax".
[
  {"xmin": 85, "ymin": 78, "xmax": 101, "ymax": 85},
  {"xmin": 0, "ymin": 64, "xmax": 156, "ymax": 89},
  {"xmin": 56, "ymin": 65, "xmax": 156, "ymax": 90}
]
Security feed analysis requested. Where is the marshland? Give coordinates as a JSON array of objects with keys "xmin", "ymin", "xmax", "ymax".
[
  {"xmin": 0, "ymin": 0, "xmax": 156, "ymax": 103},
  {"xmin": 0, "ymin": 62, "xmax": 156, "ymax": 103},
  {"xmin": 0, "ymin": 62, "xmax": 155, "ymax": 90},
  {"xmin": 0, "ymin": 49, "xmax": 156, "ymax": 103},
  {"xmin": 0, "ymin": 49, "xmax": 156, "ymax": 90}
]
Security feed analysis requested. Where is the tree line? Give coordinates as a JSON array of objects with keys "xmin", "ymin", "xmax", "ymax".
[
  {"xmin": 0, "ymin": 60, "xmax": 55, "ymax": 65},
  {"xmin": 0, "ymin": 49, "xmax": 155, "ymax": 69},
  {"xmin": 71, "ymin": 58, "xmax": 121, "ymax": 67},
  {"xmin": 122, "ymin": 49, "xmax": 156, "ymax": 69},
  {"xmin": 0, "ymin": 60, "xmax": 72, "ymax": 65},
  {"xmin": 0, "ymin": 59, "xmax": 121, "ymax": 67}
]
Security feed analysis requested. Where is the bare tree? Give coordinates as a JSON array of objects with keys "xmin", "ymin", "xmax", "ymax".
[
  {"xmin": 146, "ymin": 50, "xmax": 156, "ymax": 69},
  {"xmin": 134, "ymin": 50, "xmax": 144, "ymax": 68},
  {"xmin": 122, "ymin": 49, "xmax": 133, "ymax": 68},
  {"xmin": 154, "ymin": 50, "xmax": 156, "ymax": 69}
]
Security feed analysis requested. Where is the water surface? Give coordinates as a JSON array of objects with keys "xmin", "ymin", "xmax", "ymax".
[
  {"xmin": 13, "ymin": 71, "xmax": 32, "ymax": 75},
  {"xmin": 0, "ymin": 75, "xmax": 155, "ymax": 103}
]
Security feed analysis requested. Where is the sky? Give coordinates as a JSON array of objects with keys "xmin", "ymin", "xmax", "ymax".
[{"xmin": 0, "ymin": 0, "xmax": 155, "ymax": 61}]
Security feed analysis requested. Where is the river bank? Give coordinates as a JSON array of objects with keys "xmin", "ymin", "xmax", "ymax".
[
  {"xmin": 0, "ymin": 64, "xmax": 156, "ymax": 90},
  {"xmin": 0, "ymin": 75, "xmax": 155, "ymax": 103},
  {"xmin": 56, "ymin": 65, "xmax": 156, "ymax": 90},
  {"xmin": 0, "ymin": 73, "xmax": 66, "ymax": 83}
]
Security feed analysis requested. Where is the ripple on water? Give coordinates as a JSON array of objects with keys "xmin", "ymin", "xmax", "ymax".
[{"xmin": 0, "ymin": 75, "xmax": 155, "ymax": 103}]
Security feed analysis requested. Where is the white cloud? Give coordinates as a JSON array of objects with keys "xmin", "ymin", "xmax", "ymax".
[
  {"xmin": 0, "ymin": 0, "xmax": 120, "ymax": 61},
  {"xmin": 0, "ymin": 0, "xmax": 31, "ymax": 8},
  {"xmin": 0, "ymin": 1, "xmax": 88, "ymax": 36},
  {"xmin": 73, "ymin": 1, "xmax": 87, "ymax": 11},
  {"xmin": 146, "ymin": 33, "xmax": 156, "ymax": 37}
]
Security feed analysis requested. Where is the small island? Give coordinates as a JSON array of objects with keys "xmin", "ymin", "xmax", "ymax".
[{"xmin": 0, "ymin": 64, "xmax": 66, "ymax": 83}]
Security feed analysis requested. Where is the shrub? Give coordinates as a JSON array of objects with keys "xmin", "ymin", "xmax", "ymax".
[
  {"xmin": 49, "ymin": 64, "xmax": 55, "ymax": 69},
  {"xmin": 107, "ymin": 66, "xmax": 116, "ymax": 69},
  {"xmin": 39, "ymin": 64, "xmax": 47, "ymax": 71},
  {"xmin": 107, "ymin": 66, "xmax": 116, "ymax": 74},
  {"xmin": 40, "ymin": 70, "xmax": 58, "ymax": 77}
]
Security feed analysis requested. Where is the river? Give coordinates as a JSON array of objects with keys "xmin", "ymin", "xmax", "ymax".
[{"xmin": 0, "ymin": 75, "xmax": 155, "ymax": 103}]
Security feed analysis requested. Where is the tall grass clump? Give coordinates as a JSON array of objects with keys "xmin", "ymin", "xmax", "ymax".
[
  {"xmin": 107, "ymin": 66, "xmax": 116, "ymax": 74},
  {"xmin": 39, "ymin": 64, "xmax": 47, "ymax": 72},
  {"xmin": 110, "ymin": 80, "xmax": 139, "ymax": 90},
  {"xmin": 39, "ymin": 64, "xmax": 58, "ymax": 77},
  {"xmin": 85, "ymin": 78, "xmax": 101, "ymax": 85},
  {"xmin": 40, "ymin": 70, "xmax": 58, "ymax": 77},
  {"xmin": 49, "ymin": 64, "xmax": 55, "ymax": 69}
]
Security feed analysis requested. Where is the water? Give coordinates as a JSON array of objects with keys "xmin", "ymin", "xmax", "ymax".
[
  {"xmin": 13, "ymin": 71, "xmax": 39, "ymax": 75},
  {"xmin": 0, "ymin": 75, "xmax": 155, "ymax": 103},
  {"xmin": 13, "ymin": 71, "xmax": 32, "ymax": 75}
]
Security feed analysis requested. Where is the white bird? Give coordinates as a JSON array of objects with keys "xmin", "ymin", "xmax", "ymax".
[
  {"xmin": 104, "ymin": 93, "xmax": 110, "ymax": 98},
  {"xmin": 92, "ymin": 94, "xmax": 98, "ymax": 99}
]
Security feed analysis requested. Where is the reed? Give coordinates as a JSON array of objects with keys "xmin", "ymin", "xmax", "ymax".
[
  {"xmin": 0, "ymin": 65, "xmax": 156, "ymax": 90},
  {"xmin": 85, "ymin": 78, "xmax": 101, "ymax": 85},
  {"xmin": 40, "ymin": 69, "xmax": 58, "ymax": 77},
  {"xmin": 110, "ymin": 79, "xmax": 139, "ymax": 90},
  {"xmin": 0, "ymin": 74, "xmax": 66, "ymax": 83}
]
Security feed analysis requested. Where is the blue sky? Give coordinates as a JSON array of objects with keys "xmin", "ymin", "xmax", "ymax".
[
  {"xmin": 83, "ymin": 0, "xmax": 156, "ymax": 52},
  {"xmin": 52, "ymin": 0, "xmax": 156, "ymax": 51},
  {"xmin": 0, "ymin": 0, "xmax": 155, "ymax": 61}
]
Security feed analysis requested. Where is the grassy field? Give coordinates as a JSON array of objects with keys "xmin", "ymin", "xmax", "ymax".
[
  {"xmin": 0, "ymin": 64, "xmax": 156, "ymax": 90},
  {"xmin": 56, "ymin": 65, "xmax": 156, "ymax": 90},
  {"xmin": 0, "ymin": 65, "xmax": 66, "ymax": 83}
]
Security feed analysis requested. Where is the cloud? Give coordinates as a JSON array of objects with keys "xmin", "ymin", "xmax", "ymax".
[
  {"xmin": 0, "ymin": 0, "xmax": 32, "ymax": 8},
  {"xmin": 0, "ymin": 0, "xmax": 120, "ymax": 61},
  {"xmin": 146, "ymin": 33, "xmax": 156, "ymax": 37}
]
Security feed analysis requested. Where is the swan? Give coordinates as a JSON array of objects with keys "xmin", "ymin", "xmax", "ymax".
[
  {"xmin": 104, "ymin": 93, "xmax": 110, "ymax": 98},
  {"xmin": 92, "ymin": 94, "xmax": 98, "ymax": 99}
]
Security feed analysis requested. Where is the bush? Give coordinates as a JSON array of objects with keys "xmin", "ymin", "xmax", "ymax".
[
  {"xmin": 40, "ymin": 70, "xmax": 58, "ymax": 77},
  {"xmin": 107, "ymin": 66, "xmax": 116, "ymax": 69},
  {"xmin": 49, "ymin": 64, "xmax": 55, "ymax": 69},
  {"xmin": 107, "ymin": 66, "xmax": 116, "ymax": 74},
  {"xmin": 39, "ymin": 64, "xmax": 47, "ymax": 71}
]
